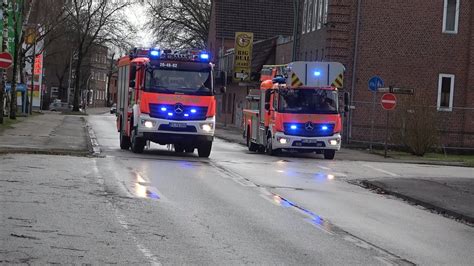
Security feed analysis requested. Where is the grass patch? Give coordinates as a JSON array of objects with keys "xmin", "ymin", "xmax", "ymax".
[
  {"xmin": 371, "ymin": 149, "xmax": 474, "ymax": 166},
  {"xmin": 0, "ymin": 112, "xmax": 41, "ymax": 132}
]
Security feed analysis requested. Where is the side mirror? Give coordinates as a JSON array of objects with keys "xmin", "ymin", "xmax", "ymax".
[
  {"xmin": 129, "ymin": 80, "xmax": 136, "ymax": 88},
  {"xmin": 343, "ymin": 92, "xmax": 350, "ymax": 112},
  {"xmin": 264, "ymin": 103, "xmax": 270, "ymax": 110}
]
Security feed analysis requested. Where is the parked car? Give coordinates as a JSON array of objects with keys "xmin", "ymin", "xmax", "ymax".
[
  {"xmin": 110, "ymin": 103, "xmax": 117, "ymax": 114},
  {"xmin": 49, "ymin": 102, "xmax": 72, "ymax": 112}
]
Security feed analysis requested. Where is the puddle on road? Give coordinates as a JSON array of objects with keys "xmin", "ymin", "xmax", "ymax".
[{"xmin": 133, "ymin": 172, "xmax": 160, "ymax": 200}]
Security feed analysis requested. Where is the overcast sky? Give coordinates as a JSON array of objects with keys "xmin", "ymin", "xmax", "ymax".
[{"xmin": 125, "ymin": 3, "xmax": 153, "ymax": 48}]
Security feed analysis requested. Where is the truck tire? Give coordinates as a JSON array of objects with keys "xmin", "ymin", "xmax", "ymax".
[
  {"xmin": 266, "ymin": 135, "xmax": 279, "ymax": 156},
  {"xmin": 119, "ymin": 130, "xmax": 130, "ymax": 150},
  {"xmin": 198, "ymin": 141, "xmax": 212, "ymax": 158},
  {"xmin": 324, "ymin": 149, "xmax": 336, "ymax": 160},
  {"xmin": 131, "ymin": 128, "xmax": 145, "ymax": 153},
  {"xmin": 247, "ymin": 130, "xmax": 258, "ymax": 152},
  {"xmin": 174, "ymin": 144, "xmax": 184, "ymax": 153}
]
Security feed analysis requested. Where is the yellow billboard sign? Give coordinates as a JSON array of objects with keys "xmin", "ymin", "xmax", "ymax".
[{"xmin": 233, "ymin": 32, "xmax": 253, "ymax": 82}]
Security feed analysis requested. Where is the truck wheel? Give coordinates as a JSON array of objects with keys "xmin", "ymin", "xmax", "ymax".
[
  {"xmin": 120, "ymin": 130, "xmax": 130, "ymax": 150},
  {"xmin": 198, "ymin": 141, "xmax": 212, "ymax": 158},
  {"xmin": 266, "ymin": 135, "xmax": 279, "ymax": 156},
  {"xmin": 174, "ymin": 144, "xmax": 184, "ymax": 153},
  {"xmin": 324, "ymin": 150, "xmax": 336, "ymax": 160},
  {"xmin": 131, "ymin": 128, "xmax": 145, "ymax": 153},
  {"xmin": 247, "ymin": 131, "xmax": 258, "ymax": 152}
]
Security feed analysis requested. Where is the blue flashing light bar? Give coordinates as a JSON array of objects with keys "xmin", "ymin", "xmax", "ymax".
[
  {"xmin": 321, "ymin": 125, "xmax": 329, "ymax": 131},
  {"xmin": 190, "ymin": 109, "xmax": 197, "ymax": 113},
  {"xmin": 161, "ymin": 107, "xmax": 167, "ymax": 111},
  {"xmin": 200, "ymin": 53, "xmax": 209, "ymax": 61},
  {"xmin": 150, "ymin": 49, "xmax": 161, "ymax": 58},
  {"xmin": 290, "ymin": 125, "xmax": 297, "ymax": 130}
]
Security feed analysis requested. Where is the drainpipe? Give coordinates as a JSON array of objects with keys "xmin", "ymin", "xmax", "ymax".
[{"xmin": 348, "ymin": 0, "xmax": 362, "ymax": 142}]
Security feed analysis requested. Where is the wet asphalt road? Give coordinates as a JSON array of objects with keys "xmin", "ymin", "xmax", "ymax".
[
  {"xmin": 4, "ymin": 113, "xmax": 471, "ymax": 264},
  {"xmin": 84, "ymin": 113, "xmax": 474, "ymax": 265}
]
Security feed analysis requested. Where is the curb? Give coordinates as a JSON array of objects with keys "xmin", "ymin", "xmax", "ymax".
[
  {"xmin": 360, "ymin": 180, "xmax": 474, "ymax": 225},
  {"xmin": 84, "ymin": 121, "xmax": 101, "ymax": 157},
  {"xmin": 0, "ymin": 148, "xmax": 90, "ymax": 157}
]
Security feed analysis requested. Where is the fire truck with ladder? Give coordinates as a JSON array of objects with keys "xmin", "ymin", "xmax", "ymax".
[
  {"xmin": 243, "ymin": 61, "xmax": 349, "ymax": 159},
  {"xmin": 116, "ymin": 48, "xmax": 216, "ymax": 157}
]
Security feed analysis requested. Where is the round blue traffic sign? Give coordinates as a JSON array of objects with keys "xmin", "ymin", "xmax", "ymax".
[{"xmin": 369, "ymin": 76, "xmax": 384, "ymax": 92}]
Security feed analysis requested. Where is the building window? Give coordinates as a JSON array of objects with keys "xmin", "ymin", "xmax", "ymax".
[
  {"xmin": 443, "ymin": 0, "xmax": 460, "ymax": 33},
  {"xmin": 302, "ymin": 0, "xmax": 308, "ymax": 34},
  {"xmin": 323, "ymin": 0, "xmax": 329, "ymax": 25},
  {"xmin": 317, "ymin": 0, "xmax": 324, "ymax": 29},
  {"xmin": 437, "ymin": 74, "xmax": 455, "ymax": 111},
  {"xmin": 312, "ymin": 0, "xmax": 318, "ymax": 31},
  {"xmin": 307, "ymin": 0, "xmax": 314, "ymax": 33}
]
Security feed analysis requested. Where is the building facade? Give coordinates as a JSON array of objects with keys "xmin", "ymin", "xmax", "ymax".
[
  {"xmin": 296, "ymin": 0, "xmax": 474, "ymax": 148},
  {"xmin": 209, "ymin": 0, "xmax": 296, "ymax": 126}
]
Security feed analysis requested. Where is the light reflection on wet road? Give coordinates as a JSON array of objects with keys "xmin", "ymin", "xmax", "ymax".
[{"xmin": 88, "ymin": 114, "xmax": 474, "ymax": 265}]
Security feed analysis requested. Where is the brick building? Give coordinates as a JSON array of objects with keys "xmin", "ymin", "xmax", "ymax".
[
  {"xmin": 208, "ymin": 0, "xmax": 295, "ymax": 126},
  {"xmin": 295, "ymin": 0, "xmax": 474, "ymax": 148}
]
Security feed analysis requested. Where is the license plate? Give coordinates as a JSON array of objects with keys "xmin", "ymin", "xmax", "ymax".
[
  {"xmin": 169, "ymin": 122, "xmax": 187, "ymax": 128},
  {"xmin": 302, "ymin": 139, "xmax": 318, "ymax": 144}
]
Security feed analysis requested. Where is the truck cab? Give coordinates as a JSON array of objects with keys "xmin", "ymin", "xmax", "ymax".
[
  {"xmin": 243, "ymin": 62, "xmax": 348, "ymax": 159},
  {"xmin": 116, "ymin": 48, "xmax": 216, "ymax": 157}
]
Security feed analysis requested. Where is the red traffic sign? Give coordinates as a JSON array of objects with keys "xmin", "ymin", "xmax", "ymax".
[
  {"xmin": 381, "ymin": 93, "xmax": 397, "ymax": 110},
  {"xmin": 0, "ymin": 52, "xmax": 13, "ymax": 69}
]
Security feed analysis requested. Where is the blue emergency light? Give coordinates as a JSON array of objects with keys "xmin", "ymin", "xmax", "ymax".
[
  {"xmin": 290, "ymin": 125, "xmax": 297, "ymax": 130},
  {"xmin": 190, "ymin": 109, "xmax": 197, "ymax": 113},
  {"xmin": 321, "ymin": 125, "xmax": 328, "ymax": 131},
  {"xmin": 314, "ymin": 71, "xmax": 321, "ymax": 77},
  {"xmin": 200, "ymin": 53, "xmax": 209, "ymax": 61},
  {"xmin": 149, "ymin": 49, "xmax": 161, "ymax": 58}
]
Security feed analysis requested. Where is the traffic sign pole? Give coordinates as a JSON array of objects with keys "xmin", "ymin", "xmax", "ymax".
[
  {"xmin": 384, "ymin": 111, "xmax": 390, "ymax": 158},
  {"xmin": 380, "ymin": 92, "xmax": 397, "ymax": 157},
  {"xmin": 368, "ymin": 76, "xmax": 384, "ymax": 151}
]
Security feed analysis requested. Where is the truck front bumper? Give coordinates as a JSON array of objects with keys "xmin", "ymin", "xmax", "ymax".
[
  {"xmin": 136, "ymin": 114, "xmax": 215, "ymax": 145},
  {"xmin": 272, "ymin": 132, "xmax": 341, "ymax": 151}
]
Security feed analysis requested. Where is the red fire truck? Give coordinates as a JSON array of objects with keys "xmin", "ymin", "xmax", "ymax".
[
  {"xmin": 243, "ymin": 62, "xmax": 348, "ymax": 159},
  {"xmin": 116, "ymin": 48, "xmax": 216, "ymax": 157}
]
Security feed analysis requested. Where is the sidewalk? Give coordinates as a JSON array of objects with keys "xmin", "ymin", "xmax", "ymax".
[{"xmin": 0, "ymin": 112, "xmax": 91, "ymax": 156}]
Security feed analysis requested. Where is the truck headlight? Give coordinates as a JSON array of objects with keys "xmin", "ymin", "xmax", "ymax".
[
  {"xmin": 329, "ymin": 139, "xmax": 340, "ymax": 146},
  {"xmin": 277, "ymin": 137, "xmax": 288, "ymax": 144},
  {"xmin": 141, "ymin": 119, "xmax": 156, "ymax": 128},
  {"xmin": 200, "ymin": 123, "xmax": 214, "ymax": 132}
]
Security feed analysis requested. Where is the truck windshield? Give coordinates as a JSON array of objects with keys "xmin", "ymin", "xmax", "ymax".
[
  {"xmin": 145, "ymin": 69, "xmax": 212, "ymax": 96},
  {"xmin": 279, "ymin": 88, "xmax": 338, "ymax": 114}
]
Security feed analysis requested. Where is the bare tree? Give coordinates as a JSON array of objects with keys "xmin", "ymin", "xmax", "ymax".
[
  {"xmin": 9, "ymin": 0, "xmax": 71, "ymax": 118},
  {"xmin": 65, "ymin": 0, "xmax": 134, "ymax": 112},
  {"xmin": 146, "ymin": 0, "xmax": 211, "ymax": 49}
]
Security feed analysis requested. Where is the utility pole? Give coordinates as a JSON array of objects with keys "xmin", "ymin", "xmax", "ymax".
[{"xmin": 0, "ymin": 0, "xmax": 9, "ymax": 124}]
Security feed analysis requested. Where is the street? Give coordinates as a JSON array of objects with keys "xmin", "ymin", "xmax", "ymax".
[{"xmin": 4, "ymin": 113, "xmax": 471, "ymax": 264}]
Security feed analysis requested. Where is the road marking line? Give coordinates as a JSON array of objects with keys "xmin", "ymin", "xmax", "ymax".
[
  {"xmin": 318, "ymin": 165, "xmax": 331, "ymax": 170},
  {"xmin": 363, "ymin": 164, "xmax": 399, "ymax": 177},
  {"xmin": 92, "ymin": 160, "xmax": 161, "ymax": 265}
]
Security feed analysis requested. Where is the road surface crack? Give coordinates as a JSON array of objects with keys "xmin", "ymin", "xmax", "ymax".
[{"xmin": 10, "ymin": 233, "xmax": 40, "ymax": 240}]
